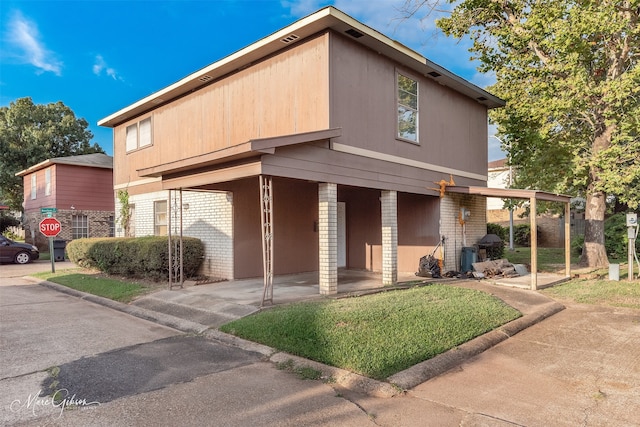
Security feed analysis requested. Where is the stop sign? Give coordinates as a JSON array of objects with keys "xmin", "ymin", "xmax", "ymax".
[{"xmin": 39, "ymin": 217, "xmax": 62, "ymax": 237}]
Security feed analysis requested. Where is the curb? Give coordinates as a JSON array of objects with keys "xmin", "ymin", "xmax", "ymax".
[
  {"xmin": 31, "ymin": 276, "xmax": 565, "ymax": 398},
  {"xmin": 34, "ymin": 278, "xmax": 209, "ymax": 334}
]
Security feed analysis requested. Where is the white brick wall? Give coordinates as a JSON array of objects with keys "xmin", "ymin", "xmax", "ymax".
[
  {"xmin": 381, "ymin": 190, "xmax": 398, "ymax": 286},
  {"xmin": 439, "ymin": 194, "xmax": 487, "ymax": 272},
  {"xmin": 115, "ymin": 190, "xmax": 233, "ymax": 279},
  {"xmin": 318, "ymin": 183, "xmax": 337, "ymax": 295}
]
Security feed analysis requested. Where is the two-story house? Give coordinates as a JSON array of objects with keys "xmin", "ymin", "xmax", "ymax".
[
  {"xmin": 99, "ymin": 7, "xmax": 505, "ymax": 294},
  {"xmin": 17, "ymin": 153, "xmax": 115, "ymax": 250}
]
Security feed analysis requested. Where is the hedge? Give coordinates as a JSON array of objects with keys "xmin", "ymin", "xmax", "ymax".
[{"xmin": 67, "ymin": 236, "xmax": 205, "ymax": 280}]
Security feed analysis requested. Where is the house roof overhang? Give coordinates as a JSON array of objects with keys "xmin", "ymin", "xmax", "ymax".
[
  {"xmin": 446, "ymin": 186, "xmax": 571, "ymax": 203},
  {"xmin": 15, "ymin": 154, "xmax": 113, "ymax": 177},
  {"xmin": 137, "ymin": 128, "xmax": 342, "ymax": 178},
  {"xmin": 98, "ymin": 7, "xmax": 504, "ymax": 128}
]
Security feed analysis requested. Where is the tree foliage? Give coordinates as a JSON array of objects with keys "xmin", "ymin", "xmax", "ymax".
[
  {"xmin": 402, "ymin": 0, "xmax": 640, "ymax": 267},
  {"xmin": 0, "ymin": 97, "xmax": 104, "ymax": 211}
]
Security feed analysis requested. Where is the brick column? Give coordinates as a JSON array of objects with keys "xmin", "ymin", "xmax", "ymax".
[
  {"xmin": 318, "ymin": 183, "xmax": 337, "ymax": 295},
  {"xmin": 381, "ymin": 190, "xmax": 397, "ymax": 286}
]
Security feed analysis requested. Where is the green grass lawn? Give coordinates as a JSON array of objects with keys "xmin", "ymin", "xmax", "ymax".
[
  {"xmin": 503, "ymin": 247, "xmax": 579, "ymax": 271},
  {"xmin": 542, "ymin": 274, "xmax": 640, "ymax": 309},
  {"xmin": 220, "ymin": 285, "xmax": 521, "ymax": 380},
  {"xmin": 32, "ymin": 270, "xmax": 152, "ymax": 303}
]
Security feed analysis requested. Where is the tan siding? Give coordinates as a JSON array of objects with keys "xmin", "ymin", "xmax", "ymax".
[
  {"xmin": 114, "ymin": 34, "xmax": 330, "ymax": 189},
  {"xmin": 329, "ymin": 33, "xmax": 488, "ymax": 180},
  {"xmin": 261, "ymin": 144, "xmax": 484, "ymax": 195}
]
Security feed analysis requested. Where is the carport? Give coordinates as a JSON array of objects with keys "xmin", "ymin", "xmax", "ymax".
[{"xmin": 445, "ymin": 186, "xmax": 572, "ymax": 290}]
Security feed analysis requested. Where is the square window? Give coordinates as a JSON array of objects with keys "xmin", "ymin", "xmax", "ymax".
[
  {"xmin": 72, "ymin": 214, "xmax": 89, "ymax": 239},
  {"xmin": 126, "ymin": 117, "xmax": 153, "ymax": 152}
]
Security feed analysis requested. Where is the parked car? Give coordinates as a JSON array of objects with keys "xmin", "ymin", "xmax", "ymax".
[{"xmin": 0, "ymin": 236, "xmax": 39, "ymax": 264}]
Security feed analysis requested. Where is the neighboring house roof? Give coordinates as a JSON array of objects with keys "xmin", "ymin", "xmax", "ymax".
[
  {"xmin": 99, "ymin": 6, "xmax": 504, "ymax": 128},
  {"xmin": 488, "ymin": 158, "xmax": 507, "ymax": 170},
  {"xmin": 15, "ymin": 153, "xmax": 113, "ymax": 177}
]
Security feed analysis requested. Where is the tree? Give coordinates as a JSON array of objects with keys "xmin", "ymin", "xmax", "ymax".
[
  {"xmin": 0, "ymin": 97, "xmax": 104, "ymax": 211},
  {"xmin": 403, "ymin": 0, "xmax": 640, "ymax": 267}
]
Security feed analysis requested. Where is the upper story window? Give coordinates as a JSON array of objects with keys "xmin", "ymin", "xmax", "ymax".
[
  {"xmin": 126, "ymin": 117, "xmax": 153, "ymax": 152},
  {"xmin": 397, "ymin": 72, "xmax": 419, "ymax": 143},
  {"xmin": 45, "ymin": 168, "xmax": 52, "ymax": 196},
  {"xmin": 30, "ymin": 175, "xmax": 37, "ymax": 200}
]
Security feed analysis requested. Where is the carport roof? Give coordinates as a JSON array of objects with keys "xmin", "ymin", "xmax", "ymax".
[{"xmin": 446, "ymin": 186, "xmax": 571, "ymax": 203}]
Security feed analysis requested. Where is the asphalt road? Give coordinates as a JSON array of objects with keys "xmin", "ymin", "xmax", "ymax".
[{"xmin": 0, "ymin": 268, "xmax": 372, "ymax": 427}]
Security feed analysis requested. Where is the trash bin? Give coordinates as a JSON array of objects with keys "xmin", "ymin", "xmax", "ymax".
[
  {"xmin": 460, "ymin": 246, "xmax": 477, "ymax": 273},
  {"xmin": 53, "ymin": 240, "xmax": 66, "ymax": 262}
]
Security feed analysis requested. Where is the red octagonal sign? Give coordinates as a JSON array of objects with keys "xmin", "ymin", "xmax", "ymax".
[{"xmin": 39, "ymin": 217, "xmax": 62, "ymax": 237}]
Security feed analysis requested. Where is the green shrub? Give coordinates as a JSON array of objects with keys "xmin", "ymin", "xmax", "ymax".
[
  {"xmin": 66, "ymin": 236, "xmax": 205, "ymax": 280},
  {"xmin": 487, "ymin": 223, "xmax": 508, "ymax": 241},
  {"xmin": 604, "ymin": 212, "xmax": 640, "ymax": 259},
  {"xmin": 571, "ymin": 213, "xmax": 639, "ymax": 259},
  {"xmin": 67, "ymin": 237, "xmax": 103, "ymax": 268},
  {"xmin": 0, "ymin": 213, "xmax": 20, "ymax": 234},
  {"xmin": 513, "ymin": 224, "xmax": 542, "ymax": 247},
  {"xmin": 571, "ymin": 235, "xmax": 584, "ymax": 256}
]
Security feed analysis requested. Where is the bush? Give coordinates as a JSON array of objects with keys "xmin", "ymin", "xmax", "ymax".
[
  {"xmin": 487, "ymin": 223, "xmax": 508, "ymax": 241},
  {"xmin": 513, "ymin": 224, "xmax": 542, "ymax": 247},
  {"xmin": 571, "ymin": 235, "xmax": 584, "ymax": 256},
  {"xmin": 604, "ymin": 212, "xmax": 640, "ymax": 259},
  {"xmin": 571, "ymin": 212, "xmax": 640, "ymax": 259},
  {"xmin": 0, "ymin": 213, "xmax": 20, "ymax": 234},
  {"xmin": 67, "ymin": 236, "xmax": 205, "ymax": 280}
]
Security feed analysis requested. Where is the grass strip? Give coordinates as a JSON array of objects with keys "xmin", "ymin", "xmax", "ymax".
[
  {"xmin": 542, "ymin": 278, "xmax": 640, "ymax": 309},
  {"xmin": 220, "ymin": 284, "xmax": 521, "ymax": 379},
  {"xmin": 33, "ymin": 271, "xmax": 148, "ymax": 303}
]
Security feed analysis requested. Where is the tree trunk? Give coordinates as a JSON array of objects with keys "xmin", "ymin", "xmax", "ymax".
[
  {"xmin": 580, "ymin": 188, "xmax": 608, "ymax": 267},
  {"xmin": 579, "ymin": 123, "xmax": 615, "ymax": 268}
]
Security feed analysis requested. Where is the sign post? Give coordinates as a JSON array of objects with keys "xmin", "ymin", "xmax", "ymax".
[{"xmin": 39, "ymin": 217, "xmax": 62, "ymax": 273}]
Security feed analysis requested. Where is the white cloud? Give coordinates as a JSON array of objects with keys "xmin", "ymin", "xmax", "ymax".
[
  {"xmin": 5, "ymin": 10, "xmax": 62, "ymax": 75},
  {"xmin": 93, "ymin": 54, "xmax": 122, "ymax": 81}
]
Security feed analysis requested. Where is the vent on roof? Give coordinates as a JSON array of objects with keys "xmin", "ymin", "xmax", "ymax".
[
  {"xmin": 151, "ymin": 98, "xmax": 164, "ymax": 105},
  {"xmin": 477, "ymin": 96, "xmax": 488, "ymax": 101},
  {"xmin": 199, "ymin": 75, "xmax": 213, "ymax": 83},
  {"xmin": 345, "ymin": 28, "xmax": 364, "ymax": 38},
  {"xmin": 427, "ymin": 71, "xmax": 441, "ymax": 78},
  {"xmin": 281, "ymin": 34, "xmax": 300, "ymax": 44}
]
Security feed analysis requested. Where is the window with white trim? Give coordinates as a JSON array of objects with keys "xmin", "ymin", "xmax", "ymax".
[
  {"xmin": 45, "ymin": 168, "xmax": 52, "ymax": 196},
  {"xmin": 126, "ymin": 117, "xmax": 153, "ymax": 152},
  {"xmin": 72, "ymin": 214, "xmax": 89, "ymax": 239},
  {"xmin": 154, "ymin": 200, "xmax": 167, "ymax": 236},
  {"xmin": 31, "ymin": 175, "xmax": 37, "ymax": 200},
  {"xmin": 397, "ymin": 72, "xmax": 419, "ymax": 143}
]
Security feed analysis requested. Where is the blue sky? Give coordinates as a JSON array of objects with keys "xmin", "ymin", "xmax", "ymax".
[{"xmin": 1, "ymin": 0, "xmax": 504, "ymax": 160}]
